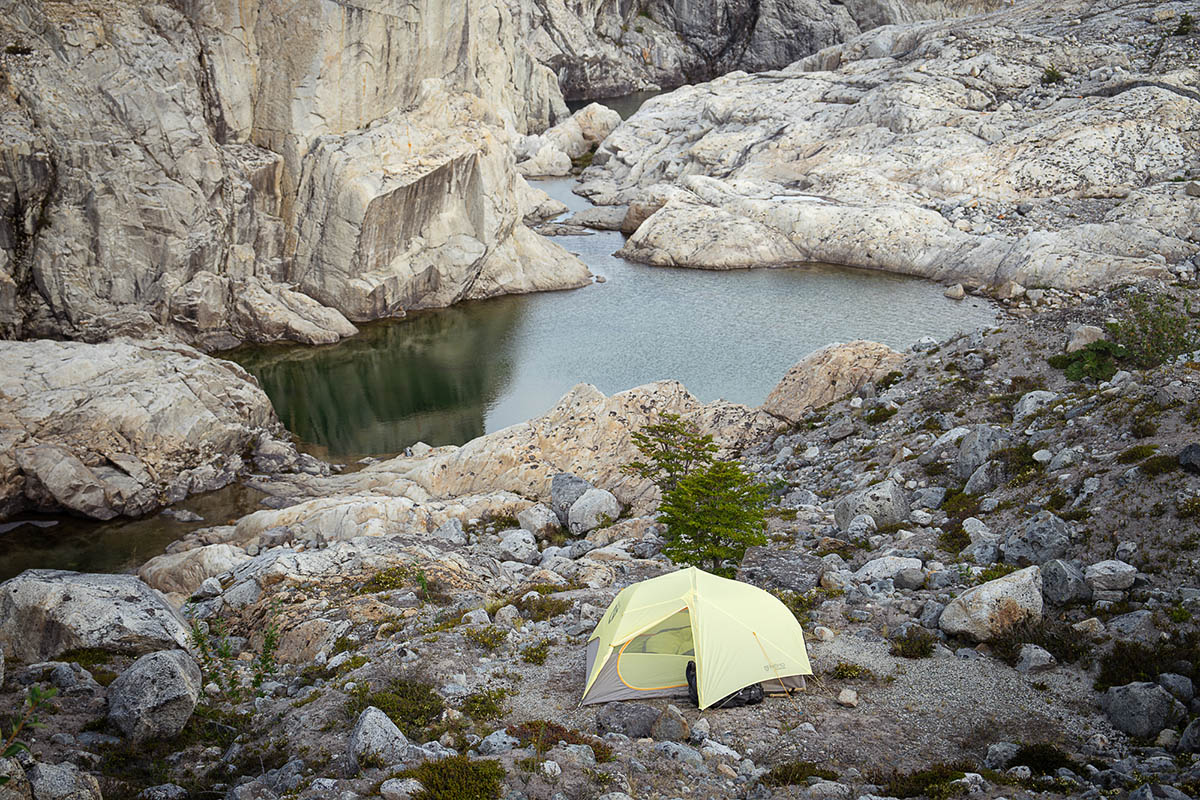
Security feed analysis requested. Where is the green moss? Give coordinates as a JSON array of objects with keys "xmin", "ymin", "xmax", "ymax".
[
  {"xmin": 864, "ymin": 406, "xmax": 898, "ymax": 424},
  {"xmin": 465, "ymin": 626, "xmax": 509, "ymax": 652},
  {"xmin": 460, "ymin": 688, "xmax": 509, "ymax": 721},
  {"xmin": 507, "ymin": 720, "xmax": 614, "ymax": 762},
  {"xmin": 1180, "ymin": 497, "xmax": 1200, "ymax": 519},
  {"xmin": 520, "ymin": 639, "xmax": 551, "ymax": 665},
  {"xmin": 878, "ymin": 763, "xmax": 968, "ymax": 799},
  {"xmin": 1117, "ymin": 444, "xmax": 1158, "ymax": 463},
  {"xmin": 977, "ymin": 563, "xmax": 1017, "ymax": 583},
  {"xmin": 1168, "ymin": 605, "xmax": 1193, "ymax": 623},
  {"xmin": 394, "ymin": 755, "xmax": 505, "ymax": 800},
  {"xmin": 889, "ymin": 627, "xmax": 937, "ymax": 659},
  {"xmin": 830, "ymin": 662, "xmax": 874, "ymax": 680},
  {"xmin": 345, "ymin": 678, "xmax": 444, "ymax": 740},
  {"xmin": 358, "ymin": 565, "xmax": 413, "ymax": 594},
  {"xmin": 762, "ymin": 761, "xmax": 838, "ymax": 786}
]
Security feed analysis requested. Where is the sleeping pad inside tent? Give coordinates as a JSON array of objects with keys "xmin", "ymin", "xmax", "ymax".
[{"xmin": 581, "ymin": 567, "xmax": 812, "ymax": 709}]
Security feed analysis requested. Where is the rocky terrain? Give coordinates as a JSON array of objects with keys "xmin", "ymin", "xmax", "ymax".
[
  {"xmin": 576, "ymin": 0, "xmax": 1200, "ymax": 292},
  {"xmin": 1, "ymin": 278, "xmax": 1198, "ymax": 800},
  {"xmin": 0, "ymin": 0, "xmax": 587, "ymax": 349}
]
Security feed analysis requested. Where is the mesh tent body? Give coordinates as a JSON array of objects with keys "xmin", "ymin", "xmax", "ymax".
[{"xmin": 581, "ymin": 567, "xmax": 811, "ymax": 709}]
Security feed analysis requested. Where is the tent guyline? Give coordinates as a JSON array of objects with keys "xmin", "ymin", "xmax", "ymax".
[{"xmin": 581, "ymin": 567, "xmax": 812, "ymax": 710}]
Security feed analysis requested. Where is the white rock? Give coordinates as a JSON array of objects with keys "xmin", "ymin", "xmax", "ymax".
[
  {"xmin": 567, "ymin": 488, "xmax": 621, "ymax": 536},
  {"xmin": 108, "ymin": 651, "xmax": 203, "ymax": 742},
  {"xmin": 939, "ymin": 566, "xmax": 1043, "ymax": 641},
  {"xmin": 1084, "ymin": 560, "xmax": 1137, "ymax": 591},
  {"xmin": 854, "ymin": 556, "xmax": 923, "ymax": 583}
]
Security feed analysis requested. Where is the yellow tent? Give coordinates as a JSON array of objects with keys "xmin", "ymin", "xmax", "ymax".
[{"xmin": 581, "ymin": 567, "xmax": 811, "ymax": 709}]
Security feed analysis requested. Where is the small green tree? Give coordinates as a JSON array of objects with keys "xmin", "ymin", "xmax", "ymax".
[
  {"xmin": 658, "ymin": 460, "xmax": 768, "ymax": 575},
  {"xmin": 623, "ymin": 413, "xmax": 717, "ymax": 494},
  {"xmin": 1106, "ymin": 293, "xmax": 1199, "ymax": 369}
]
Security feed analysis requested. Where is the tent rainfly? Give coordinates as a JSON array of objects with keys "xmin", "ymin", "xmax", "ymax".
[{"xmin": 581, "ymin": 567, "xmax": 812, "ymax": 709}]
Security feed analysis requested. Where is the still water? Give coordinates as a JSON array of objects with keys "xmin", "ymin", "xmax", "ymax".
[{"xmin": 229, "ymin": 179, "xmax": 997, "ymax": 460}]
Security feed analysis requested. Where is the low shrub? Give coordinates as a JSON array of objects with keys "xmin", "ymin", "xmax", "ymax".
[
  {"xmin": 520, "ymin": 639, "xmax": 551, "ymax": 665},
  {"xmin": 1107, "ymin": 293, "xmax": 1199, "ymax": 369},
  {"xmin": 1174, "ymin": 12, "xmax": 1194, "ymax": 34},
  {"xmin": 1046, "ymin": 340, "xmax": 1126, "ymax": 381},
  {"xmin": 976, "ymin": 563, "xmax": 1017, "ymax": 583},
  {"xmin": 762, "ymin": 761, "xmax": 838, "ymax": 786},
  {"xmin": 830, "ymin": 662, "xmax": 874, "ymax": 680},
  {"xmin": 877, "ymin": 762, "xmax": 968, "ymax": 799},
  {"xmin": 1140, "ymin": 454, "xmax": 1179, "ymax": 477},
  {"xmin": 890, "ymin": 627, "xmax": 937, "ymax": 659},
  {"xmin": 1117, "ymin": 444, "xmax": 1157, "ymax": 463},
  {"xmin": 1095, "ymin": 635, "xmax": 1200, "ymax": 690},
  {"xmin": 460, "ymin": 688, "xmax": 509, "ymax": 721},
  {"xmin": 989, "ymin": 619, "xmax": 1091, "ymax": 667},
  {"xmin": 393, "ymin": 755, "xmax": 505, "ymax": 800},
  {"xmin": 345, "ymin": 678, "xmax": 444, "ymax": 739},
  {"xmin": 1011, "ymin": 743, "xmax": 1078, "ymax": 776},
  {"xmin": 864, "ymin": 406, "xmax": 898, "ymax": 424},
  {"xmin": 516, "ymin": 594, "xmax": 571, "ymax": 622},
  {"xmin": 1041, "ymin": 65, "xmax": 1065, "ymax": 84},
  {"xmin": 464, "ymin": 626, "xmax": 509, "ymax": 652},
  {"xmin": 507, "ymin": 720, "xmax": 613, "ymax": 762}
]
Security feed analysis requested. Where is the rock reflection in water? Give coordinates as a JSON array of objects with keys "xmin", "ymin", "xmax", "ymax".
[{"xmin": 229, "ymin": 302, "xmax": 523, "ymax": 460}]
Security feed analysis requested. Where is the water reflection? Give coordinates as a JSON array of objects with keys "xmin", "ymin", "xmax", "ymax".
[{"xmin": 230, "ymin": 302, "xmax": 524, "ymax": 460}]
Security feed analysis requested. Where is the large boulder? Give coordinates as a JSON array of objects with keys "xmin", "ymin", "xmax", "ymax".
[
  {"xmin": 834, "ymin": 480, "xmax": 910, "ymax": 531},
  {"xmin": 0, "ymin": 339, "xmax": 297, "ymax": 520},
  {"xmin": 1102, "ymin": 682, "xmax": 1187, "ymax": 739},
  {"xmin": 762, "ymin": 341, "xmax": 904, "ymax": 424},
  {"xmin": 23, "ymin": 762, "xmax": 100, "ymax": 800},
  {"xmin": 107, "ymin": 651, "xmax": 203, "ymax": 742},
  {"xmin": 955, "ymin": 427, "xmax": 1013, "ymax": 481},
  {"xmin": 138, "ymin": 544, "xmax": 251, "ymax": 596},
  {"xmin": 0, "ymin": 571, "xmax": 191, "ymax": 662},
  {"xmin": 1040, "ymin": 560, "xmax": 1092, "ymax": 606},
  {"xmin": 568, "ymin": 488, "xmax": 621, "ymax": 536},
  {"xmin": 1180, "ymin": 719, "xmax": 1200, "ymax": 753},
  {"xmin": 596, "ymin": 702, "xmax": 662, "ymax": 739},
  {"xmin": 350, "ymin": 707, "xmax": 409, "ymax": 769},
  {"xmin": 551, "ymin": 474, "xmax": 595, "ymax": 525},
  {"xmin": 939, "ymin": 566, "xmax": 1042, "ymax": 641},
  {"xmin": 1001, "ymin": 512, "xmax": 1072, "ymax": 566},
  {"xmin": 1084, "ymin": 560, "xmax": 1137, "ymax": 592}
]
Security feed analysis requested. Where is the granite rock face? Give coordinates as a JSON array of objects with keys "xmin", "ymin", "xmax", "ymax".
[
  {"xmin": 0, "ymin": 570, "xmax": 191, "ymax": 662},
  {"xmin": 763, "ymin": 341, "xmax": 904, "ymax": 424},
  {"xmin": 578, "ymin": 0, "xmax": 1199, "ymax": 290},
  {"xmin": 0, "ymin": 338, "xmax": 295, "ymax": 520},
  {"xmin": 508, "ymin": 0, "xmax": 874, "ymax": 100},
  {"xmin": 0, "ymin": 0, "xmax": 580, "ymax": 348}
]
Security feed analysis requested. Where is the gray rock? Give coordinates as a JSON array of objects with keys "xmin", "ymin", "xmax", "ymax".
[
  {"xmin": 137, "ymin": 785, "xmax": 189, "ymax": 800},
  {"xmin": 913, "ymin": 487, "xmax": 947, "ymax": 509},
  {"xmin": 650, "ymin": 706, "xmax": 689, "ymax": 742},
  {"xmin": 1159, "ymin": 673, "xmax": 1194, "ymax": 704},
  {"xmin": 964, "ymin": 461, "xmax": 1003, "ymax": 495},
  {"xmin": 430, "ymin": 518, "xmax": 467, "ymax": 546},
  {"xmin": 1012, "ymin": 391, "xmax": 1058, "ymax": 423},
  {"xmin": 1085, "ymin": 560, "xmax": 1137, "ymax": 592},
  {"xmin": 567, "ymin": 488, "xmax": 621, "ymax": 536},
  {"xmin": 737, "ymin": 546, "xmax": 823, "ymax": 594},
  {"xmin": 0, "ymin": 757, "xmax": 31, "ymax": 799},
  {"xmin": 350, "ymin": 707, "xmax": 409, "ymax": 768},
  {"xmin": 1041, "ymin": 560, "xmax": 1092, "ymax": 606},
  {"xmin": 192, "ymin": 577, "xmax": 222, "ymax": 600},
  {"xmin": 517, "ymin": 504, "xmax": 562, "ymax": 541},
  {"xmin": 1015, "ymin": 644, "xmax": 1056, "ymax": 673},
  {"xmin": 1105, "ymin": 610, "xmax": 1160, "ymax": 643},
  {"xmin": 834, "ymin": 480, "xmax": 910, "ymax": 530},
  {"xmin": 1102, "ymin": 682, "xmax": 1187, "ymax": 738},
  {"xmin": 985, "ymin": 742, "xmax": 1019, "ymax": 769},
  {"xmin": 653, "ymin": 741, "xmax": 703, "ymax": 766},
  {"xmin": 0, "ymin": 570, "xmax": 191, "ymax": 662},
  {"xmin": 854, "ymin": 556, "xmax": 922, "ymax": 583},
  {"xmin": 939, "ymin": 566, "xmax": 1042, "ymax": 641},
  {"xmin": 956, "ymin": 427, "xmax": 1012, "ymax": 481},
  {"xmin": 895, "ymin": 568, "xmax": 926, "ymax": 591},
  {"xmin": 108, "ymin": 651, "xmax": 202, "ymax": 743},
  {"xmin": 918, "ymin": 601, "xmax": 945, "ymax": 629},
  {"xmin": 498, "ymin": 529, "xmax": 540, "ymax": 564},
  {"xmin": 1179, "ymin": 718, "xmax": 1200, "ymax": 753},
  {"xmin": 1002, "ymin": 512, "xmax": 1072, "ymax": 566},
  {"xmin": 379, "ymin": 778, "xmax": 425, "ymax": 800},
  {"xmin": 461, "ymin": 608, "xmax": 490, "ymax": 626},
  {"xmin": 551, "ymin": 474, "xmax": 594, "ymax": 525},
  {"xmin": 596, "ymin": 702, "xmax": 661, "ymax": 738},
  {"xmin": 25, "ymin": 761, "xmax": 102, "ymax": 800},
  {"xmin": 478, "ymin": 729, "xmax": 519, "ymax": 755},
  {"xmin": 0, "ymin": 645, "xmax": 4, "ymax": 688},
  {"xmin": 1179, "ymin": 444, "xmax": 1200, "ymax": 475}
]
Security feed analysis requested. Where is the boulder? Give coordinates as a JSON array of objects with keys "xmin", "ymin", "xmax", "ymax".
[
  {"xmin": 137, "ymin": 544, "xmax": 250, "ymax": 596},
  {"xmin": 107, "ymin": 651, "xmax": 203, "ymax": 742},
  {"xmin": 23, "ymin": 762, "xmax": 100, "ymax": 800},
  {"xmin": 1012, "ymin": 391, "xmax": 1058, "ymax": 423},
  {"xmin": 568, "ymin": 488, "xmax": 621, "ymax": 535},
  {"xmin": 596, "ymin": 702, "xmax": 661, "ymax": 738},
  {"xmin": 1084, "ymin": 560, "xmax": 1137, "ymax": 592},
  {"xmin": 350, "ymin": 707, "xmax": 409, "ymax": 768},
  {"xmin": 1066, "ymin": 325, "xmax": 1105, "ymax": 352},
  {"xmin": 1180, "ymin": 444, "xmax": 1200, "ymax": 475},
  {"xmin": 956, "ymin": 427, "xmax": 1012, "ymax": 481},
  {"xmin": 1159, "ymin": 673, "xmax": 1194, "ymax": 704},
  {"xmin": 1102, "ymin": 683, "xmax": 1187, "ymax": 739},
  {"xmin": 429, "ymin": 518, "xmax": 468, "ymax": 546},
  {"xmin": 551, "ymin": 474, "xmax": 595, "ymax": 525},
  {"xmin": 939, "ymin": 566, "xmax": 1042, "ymax": 641},
  {"xmin": 650, "ymin": 706, "xmax": 689, "ymax": 742},
  {"xmin": 1001, "ymin": 512, "xmax": 1072, "ymax": 566},
  {"xmin": 0, "ymin": 570, "xmax": 191, "ymax": 662},
  {"xmin": 762, "ymin": 342, "xmax": 904, "ymax": 424},
  {"xmin": 1180, "ymin": 719, "xmax": 1200, "ymax": 753},
  {"xmin": 0, "ymin": 339, "xmax": 296, "ymax": 520},
  {"xmin": 1040, "ymin": 560, "xmax": 1092, "ymax": 606},
  {"xmin": 854, "ymin": 556, "xmax": 922, "ymax": 584},
  {"xmin": 1105, "ymin": 610, "xmax": 1160, "ymax": 644},
  {"xmin": 498, "ymin": 529, "xmax": 539, "ymax": 565},
  {"xmin": 834, "ymin": 480, "xmax": 910, "ymax": 530},
  {"xmin": 517, "ymin": 504, "xmax": 562, "ymax": 541},
  {"xmin": 478, "ymin": 729, "xmax": 519, "ymax": 755}
]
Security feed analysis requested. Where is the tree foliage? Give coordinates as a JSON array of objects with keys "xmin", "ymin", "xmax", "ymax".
[
  {"xmin": 622, "ymin": 413, "xmax": 717, "ymax": 494},
  {"xmin": 658, "ymin": 460, "xmax": 768, "ymax": 575}
]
